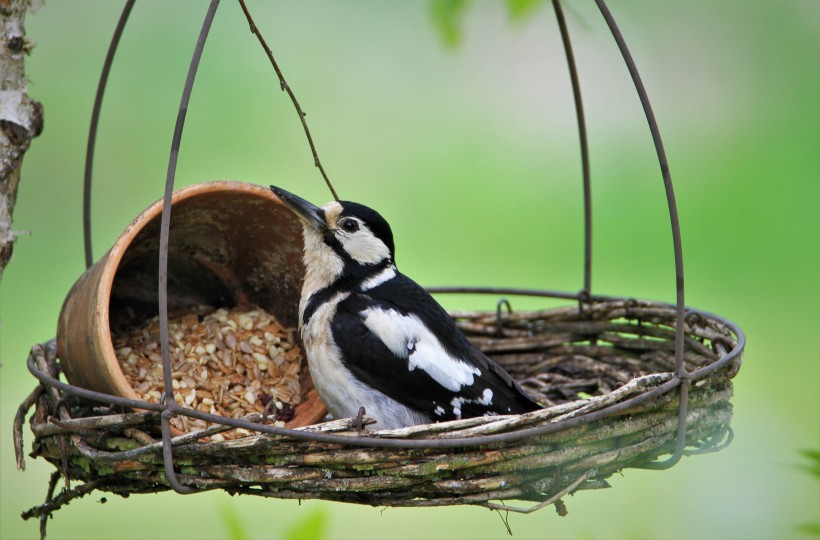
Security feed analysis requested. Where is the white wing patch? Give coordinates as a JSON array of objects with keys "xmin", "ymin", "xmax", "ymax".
[
  {"xmin": 361, "ymin": 307, "xmax": 480, "ymax": 392},
  {"xmin": 450, "ymin": 388, "xmax": 494, "ymax": 417}
]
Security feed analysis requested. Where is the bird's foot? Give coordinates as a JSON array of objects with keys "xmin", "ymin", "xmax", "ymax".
[{"xmin": 353, "ymin": 406, "xmax": 367, "ymax": 435}]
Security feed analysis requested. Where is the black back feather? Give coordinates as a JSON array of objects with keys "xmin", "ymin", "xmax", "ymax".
[{"xmin": 330, "ymin": 272, "xmax": 540, "ymax": 420}]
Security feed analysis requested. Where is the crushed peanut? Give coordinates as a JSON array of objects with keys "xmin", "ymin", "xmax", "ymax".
[{"xmin": 114, "ymin": 306, "xmax": 302, "ymax": 439}]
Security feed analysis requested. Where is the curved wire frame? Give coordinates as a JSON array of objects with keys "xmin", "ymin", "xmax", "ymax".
[
  {"xmin": 62, "ymin": 0, "xmax": 748, "ymax": 495},
  {"xmin": 83, "ymin": 0, "xmax": 135, "ymax": 269}
]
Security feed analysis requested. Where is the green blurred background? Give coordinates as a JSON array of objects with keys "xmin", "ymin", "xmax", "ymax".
[{"xmin": 1, "ymin": 1, "xmax": 818, "ymax": 539}]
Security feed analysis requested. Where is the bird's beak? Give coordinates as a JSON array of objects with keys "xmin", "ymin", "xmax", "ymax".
[{"xmin": 270, "ymin": 185, "xmax": 327, "ymax": 231}]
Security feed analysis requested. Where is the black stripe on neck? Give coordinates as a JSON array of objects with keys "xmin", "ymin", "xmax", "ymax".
[{"xmin": 302, "ymin": 258, "xmax": 393, "ymax": 326}]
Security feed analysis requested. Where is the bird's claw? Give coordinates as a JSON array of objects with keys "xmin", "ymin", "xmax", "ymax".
[{"xmin": 354, "ymin": 406, "xmax": 367, "ymax": 435}]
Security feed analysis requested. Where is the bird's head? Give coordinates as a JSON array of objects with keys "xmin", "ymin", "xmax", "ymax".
[{"xmin": 270, "ymin": 186, "xmax": 395, "ymax": 274}]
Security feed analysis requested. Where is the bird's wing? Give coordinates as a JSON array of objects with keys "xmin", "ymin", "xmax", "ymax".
[
  {"xmin": 331, "ymin": 276, "xmax": 539, "ymax": 420},
  {"xmin": 366, "ymin": 275, "xmax": 539, "ymax": 408}
]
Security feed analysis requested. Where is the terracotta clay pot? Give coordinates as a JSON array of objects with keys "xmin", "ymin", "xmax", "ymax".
[{"xmin": 56, "ymin": 181, "xmax": 327, "ymax": 428}]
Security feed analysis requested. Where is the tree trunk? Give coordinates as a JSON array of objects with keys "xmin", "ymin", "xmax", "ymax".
[{"xmin": 0, "ymin": 0, "xmax": 43, "ymax": 283}]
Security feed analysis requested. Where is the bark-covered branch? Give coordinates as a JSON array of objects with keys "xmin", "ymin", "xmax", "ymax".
[{"xmin": 0, "ymin": 0, "xmax": 43, "ymax": 283}]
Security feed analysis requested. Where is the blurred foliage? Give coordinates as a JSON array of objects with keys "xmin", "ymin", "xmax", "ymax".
[
  {"xmin": 1, "ymin": 1, "xmax": 818, "ymax": 539},
  {"xmin": 796, "ymin": 450, "xmax": 820, "ymax": 538},
  {"xmin": 283, "ymin": 508, "xmax": 328, "ymax": 540},
  {"xmin": 505, "ymin": 0, "xmax": 543, "ymax": 23},
  {"xmin": 429, "ymin": 0, "xmax": 469, "ymax": 48},
  {"xmin": 430, "ymin": 0, "xmax": 544, "ymax": 46},
  {"xmin": 798, "ymin": 524, "xmax": 820, "ymax": 538},
  {"xmin": 221, "ymin": 502, "xmax": 326, "ymax": 540},
  {"xmin": 221, "ymin": 502, "xmax": 250, "ymax": 540},
  {"xmin": 798, "ymin": 449, "xmax": 820, "ymax": 480}
]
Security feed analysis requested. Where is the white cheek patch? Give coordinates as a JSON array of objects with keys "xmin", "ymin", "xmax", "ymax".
[
  {"xmin": 338, "ymin": 224, "xmax": 391, "ymax": 265},
  {"xmin": 361, "ymin": 308, "xmax": 480, "ymax": 392}
]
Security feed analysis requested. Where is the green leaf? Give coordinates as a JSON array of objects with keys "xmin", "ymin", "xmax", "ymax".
[
  {"xmin": 794, "ymin": 450, "xmax": 820, "ymax": 537},
  {"xmin": 283, "ymin": 507, "xmax": 329, "ymax": 540},
  {"xmin": 798, "ymin": 449, "xmax": 820, "ymax": 479},
  {"xmin": 795, "ymin": 521, "xmax": 820, "ymax": 538},
  {"xmin": 220, "ymin": 503, "xmax": 249, "ymax": 540},
  {"xmin": 505, "ymin": 0, "xmax": 543, "ymax": 23},
  {"xmin": 429, "ymin": 0, "xmax": 470, "ymax": 48}
]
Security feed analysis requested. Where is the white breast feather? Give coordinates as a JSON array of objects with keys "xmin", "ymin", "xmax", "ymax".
[{"xmin": 361, "ymin": 307, "xmax": 480, "ymax": 392}]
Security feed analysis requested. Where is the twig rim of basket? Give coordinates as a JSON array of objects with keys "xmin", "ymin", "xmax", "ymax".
[
  {"xmin": 19, "ymin": 296, "xmax": 739, "ymax": 521},
  {"xmin": 25, "ymin": 294, "xmax": 744, "ymax": 450}
]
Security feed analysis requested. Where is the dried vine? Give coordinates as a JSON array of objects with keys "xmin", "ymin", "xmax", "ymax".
[{"xmin": 237, "ymin": 0, "xmax": 339, "ymax": 201}]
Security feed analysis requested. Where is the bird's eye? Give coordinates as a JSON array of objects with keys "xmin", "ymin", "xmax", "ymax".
[{"xmin": 340, "ymin": 218, "xmax": 359, "ymax": 233}]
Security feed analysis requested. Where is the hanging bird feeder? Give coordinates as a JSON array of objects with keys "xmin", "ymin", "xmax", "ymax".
[{"xmin": 16, "ymin": 0, "xmax": 744, "ymax": 530}]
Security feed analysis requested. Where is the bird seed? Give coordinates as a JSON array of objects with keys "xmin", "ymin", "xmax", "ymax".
[{"xmin": 114, "ymin": 306, "xmax": 303, "ymax": 440}]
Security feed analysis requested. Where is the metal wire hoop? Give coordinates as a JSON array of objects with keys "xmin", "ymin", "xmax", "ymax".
[
  {"xmin": 83, "ymin": 0, "xmax": 135, "ymax": 268},
  {"xmin": 66, "ymin": 0, "xmax": 744, "ymax": 496}
]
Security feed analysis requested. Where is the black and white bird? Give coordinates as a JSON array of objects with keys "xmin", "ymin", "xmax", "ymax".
[{"xmin": 270, "ymin": 185, "xmax": 541, "ymax": 429}]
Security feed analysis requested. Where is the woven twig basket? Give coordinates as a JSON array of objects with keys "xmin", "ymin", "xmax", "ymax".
[{"xmin": 19, "ymin": 298, "xmax": 739, "ymax": 515}]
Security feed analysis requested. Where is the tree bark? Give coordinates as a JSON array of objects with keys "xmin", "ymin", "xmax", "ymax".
[{"xmin": 0, "ymin": 0, "xmax": 43, "ymax": 283}]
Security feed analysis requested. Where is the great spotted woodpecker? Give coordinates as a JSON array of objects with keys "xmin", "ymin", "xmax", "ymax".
[{"xmin": 270, "ymin": 185, "xmax": 540, "ymax": 429}]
